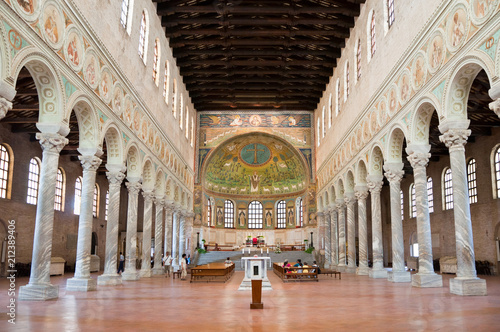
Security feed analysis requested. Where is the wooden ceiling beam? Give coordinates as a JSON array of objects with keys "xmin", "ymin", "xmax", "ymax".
[
  {"xmin": 190, "ymin": 90, "xmax": 320, "ymax": 98},
  {"xmin": 165, "ymin": 28, "xmax": 350, "ymax": 39},
  {"xmin": 181, "ymin": 68, "xmax": 331, "ymax": 76},
  {"xmin": 186, "ymin": 84, "xmax": 325, "ymax": 91},
  {"xmin": 169, "ymin": 38, "xmax": 339, "ymax": 47},
  {"xmin": 184, "ymin": 76, "xmax": 329, "ymax": 84},
  {"xmin": 173, "ymin": 48, "xmax": 340, "ymax": 58},
  {"xmin": 177, "ymin": 59, "xmax": 334, "ymax": 67}
]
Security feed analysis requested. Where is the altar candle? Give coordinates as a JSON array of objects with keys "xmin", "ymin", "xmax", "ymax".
[
  {"xmin": 261, "ymin": 248, "xmax": 263, "ymax": 254},
  {"xmin": 267, "ymin": 248, "xmax": 269, "ymax": 253},
  {"xmin": 242, "ymin": 249, "xmax": 244, "ymax": 254}
]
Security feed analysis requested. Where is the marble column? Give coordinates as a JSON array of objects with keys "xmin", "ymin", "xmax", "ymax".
[
  {"xmin": 345, "ymin": 193, "xmax": 356, "ymax": 273},
  {"xmin": 0, "ymin": 97, "xmax": 13, "ymax": 120},
  {"xmin": 178, "ymin": 211, "xmax": 187, "ymax": 261},
  {"xmin": 329, "ymin": 205, "xmax": 338, "ymax": 268},
  {"xmin": 172, "ymin": 209, "xmax": 180, "ymax": 268},
  {"xmin": 367, "ymin": 176, "xmax": 387, "ymax": 278},
  {"xmin": 406, "ymin": 146, "xmax": 443, "ymax": 288},
  {"xmin": 152, "ymin": 197, "xmax": 165, "ymax": 275},
  {"xmin": 439, "ymin": 125, "xmax": 487, "ymax": 295},
  {"xmin": 19, "ymin": 133, "xmax": 68, "ymax": 301},
  {"xmin": 97, "ymin": 167, "xmax": 125, "ymax": 286},
  {"xmin": 164, "ymin": 204, "xmax": 174, "ymax": 255},
  {"xmin": 66, "ymin": 154, "xmax": 102, "ymax": 292},
  {"xmin": 355, "ymin": 186, "xmax": 369, "ymax": 275},
  {"xmin": 140, "ymin": 191, "xmax": 154, "ymax": 278},
  {"xmin": 336, "ymin": 199, "xmax": 346, "ymax": 271},
  {"xmin": 384, "ymin": 163, "xmax": 411, "ymax": 283},
  {"xmin": 317, "ymin": 211, "xmax": 325, "ymax": 258},
  {"xmin": 324, "ymin": 211, "xmax": 332, "ymax": 269},
  {"xmin": 121, "ymin": 179, "xmax": 142, "ymax": 281}
]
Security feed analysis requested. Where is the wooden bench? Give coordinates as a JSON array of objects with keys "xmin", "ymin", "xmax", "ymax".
[
  {"xmin": 273, "ymin": 263, "xmax": 318, "ymax": 282},
  {"xmin": 190, "ymin": 263, "xmax": 235, "ymax": 283},
  {"xmin": 321, "ymin": 269, "xmax": 341, "ymax": 279}
]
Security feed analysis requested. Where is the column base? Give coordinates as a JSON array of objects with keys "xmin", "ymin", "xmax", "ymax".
[
  {"xmin": 345, "ymin": 266, "xmax": 356, "ymax": 273},
  {"xmin": 449, "ymin": 277, "xmax": 487, "ymax": 296},
  {"xmin": 66, "ymin": 277, "xmax": 97, "ymax": 292},
  {"xmin": 19, "ymin": 283, "xmax": 59, "ymax": 301},
  {"xmin": 140, "ymin": 269, "xmax": 152, "ymax": 278},
  {"xmin": 387, "ymin": 270, "xmax": 411, "ymax": 283},
  {"xmin": 336, "ymin": 265, "xmax": 346, "ymax": 272},
  {"xmin": 412, "ymin": 273, "xmax": 443, "ymax": 288},
  {"xmin": 369, "ymin": 268, "xmax": 388, "ymax": 279},
  {"xmin": 121, "ymin": 270, "xmax": 140, "ymax": 281},
  {"xmin": 152, "ymin": 267, "xmax": 164, "ymax": 276},
  {"xmin": 97, "ymin": 274, "xmax": 122, "ymax": 286},
  {"xmin": 356, "ymin": 266, "xmax": 369, "ymax": 275}
]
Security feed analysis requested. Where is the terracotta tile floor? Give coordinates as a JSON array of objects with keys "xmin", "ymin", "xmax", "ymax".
[{"xmin": 1, "ymin": 271, "xmax": 500, "ymax": 331}]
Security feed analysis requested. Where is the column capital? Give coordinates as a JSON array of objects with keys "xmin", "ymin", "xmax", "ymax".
[
  {"xmin": 354, "ymin": 186, "xmax": 369, "ymax": 201},
  {"xmin": 489, "ymin": 98, "xmax": 500, "ymax": 118},
  {"xmin": 383, "ymin": 163, "xmax": 404, "ymax": 184},
  {"xmin": 407, "ymin": 151, "xmax": 430, "ymax": 169},
  {"xmin": 366, "ymin": 175, "xmax": 383, "ymax": 194},
  {"xmin": 344, "ymin": 193, "xmax": 356, "ymax": 206},
  {"xmin": 154, "ymin": 196, "xmax": 165, "ymax": 207},
  {"xmin": 0, "ymin": 97, "xmax": 12, "ymax": 120},
  {"xmin": 439, "ymin": 128, "xmax": 471, "ymax": 149},
  {"xmin": 36, "ymin": 132, "xmax": 68, "ymax": 154},
  {"xmin": 317, "ymin": 211, "xmax": 325, "ymax": 217},
  {"xmin": 79, "ymin": 155, "xmax": 102, "ymax": 172},
  {"xmin": 126, "ymin": 181, "xmax": 142, "ymax": 195},
  {"xmin": 106, "ymin": 170, "xmax": 126, "ymax": 186},
  {"xmin": 335, "ymin": 199, "xmax": 345, "ymax": 210},
  {"xmin": 328, "ymin": 204, "xmax": 337, "ymax": 213},
  {"xmin": 142, "ymin": 190, "xmax": 155, "ymax": 202}
]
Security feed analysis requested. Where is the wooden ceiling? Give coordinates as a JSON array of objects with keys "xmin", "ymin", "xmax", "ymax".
[{"xmin": 153, "ymin": 0, "xmax": 365, "ymax": 111}]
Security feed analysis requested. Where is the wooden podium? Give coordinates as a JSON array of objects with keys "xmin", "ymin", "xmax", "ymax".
[{"xmin": 250, "ymin": 279, "xmax": 263, "ymax": 309}]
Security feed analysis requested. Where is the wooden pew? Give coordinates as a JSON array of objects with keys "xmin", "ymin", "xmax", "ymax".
[
  {"xmin": 190, "ymin": 263, "xmax": 235, "ymax": 283},
  {"xmin": 320, "ymin": 269, "xmax": 341, "ymax": 279},
  {"xmin": 273, "ymin": 263, "xmax": 318, "ymax": 282}
]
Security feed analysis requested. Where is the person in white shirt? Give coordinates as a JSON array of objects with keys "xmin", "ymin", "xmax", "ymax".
[
  {"xmin": 162, "ymin": 251, "xmax": 173, "ymax": 277},
  {"xmin": 117, "ymin": 252, "xmax": 125, "ymax": 274}
]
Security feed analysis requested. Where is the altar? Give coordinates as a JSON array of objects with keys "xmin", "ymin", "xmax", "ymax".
[{"xmin": 238, "ymin": 256, "xmax": 272, "ymax": 291}]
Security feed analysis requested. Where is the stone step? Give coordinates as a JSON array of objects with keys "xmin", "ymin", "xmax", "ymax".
[{"xmin": 195, "ymin": 251, "xmax": 315, "ymax": 270}]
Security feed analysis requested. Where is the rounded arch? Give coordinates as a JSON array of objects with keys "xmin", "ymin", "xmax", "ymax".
[
  {"xmin": 154, "ymin": 169, "xmax": 166, "ymax": 198},
  {"xmin": 355, "ymin": 159, "xmax": 368, "ymax": 186},
  {"xmin": 101, "ymin": 123, "xmax": 124, "ymax": 165},
  {"xmin": 368, "ymin": 144, "xmax": 385, "ymax": 175},
  {"xmin": 12, "ymin": 51, "xmax": 65, "ymax": 125},
  {"xmin": 409, "ymin": 98, "xmax": 440, "ymax": 144},
  {"xmin": 165, "ymin": 177, "xmax": 173, "ymax": 201},
  {"xmin": 67, "ymin": 96, "xmax": 100, "ymax": 151},
  {"xmin": 329, "ymin": 184, "xmax": 336, "ymax": 204},
  {"xmin": 385, "ymin": 126, "xmax": 407, "ymax": 163},
  {"xmin": 181, "ymin": 190, "xmax": 186, "ymax": 208},
  {"xmin": 142, "ymin": 159, "xmax": 154, "ymax": 191},
  {"xmin": 335, "ymin": 179, "xmax": 345, "ymax": 200},
  {"xmin": 444, "ymin": 55, "xmax": 494, "ymax": 121},
  {"xmin": 174, "ymin": 184, "xmax": 180, "ymax": 203},
  {"xmin": 344, "ymin": 170, "xmax": 355, "ymax": 193},
  {"xmin": 125, "ymin": 143, "xmax": 141, "ymax": 179}
]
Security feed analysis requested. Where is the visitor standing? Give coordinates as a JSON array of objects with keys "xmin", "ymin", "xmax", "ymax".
[
  {"xmin": 163, "ymin": 251, "xmax": 173, "ymax": 277},
  {"xmin": 180, "ymin": 254, "xmax": 188, "ymax": 280},
  {"xmin": 117, "ymin": 252, "xmax": 125, "ymax": 274}
]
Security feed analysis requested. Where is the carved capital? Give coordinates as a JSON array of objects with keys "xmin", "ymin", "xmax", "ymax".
[
  {"xmin": 439, "ymin": 129, "xmax": 470, "ymax": 149},
  {"xmin": 0, "ymin": 97, "xmax": 12, "ymax": 119},
  {"xmin": 407, "ymin": 152, "xmax": 430, "ymax": 169},
  {"xmin": 126, "ymin": 181, "xmax": 142, "ymax": 195},
  {"xmin": 354, "ymin": 190, "xmax": 369, "ymax": 201},
  {"xmin": 79, "ymin": 155, "xmax": 102, "ymax": 172},
  {"xmin": 344, "ymin": 194, "xmax": 356, "ymax": 206},
  {"xmin": 383, "ymin": 166, "xmax": 404, "ymax": 184},
  {"xmin": 36, "ymin": 132, "xmax": 68, "ymax": 154},
  {"xmin": 106, "ymin": 170, "xmax": 126, "ymax": 186},
  {"xmin": 154, "ymin": 197, "xmax": 165, "ymax": 208},
  {"xmin": 489, "ymin": 98, "xmax": 500, "ymax": 118},
  {"xmin": 366, "ymin": 179, "xmax": 383, "ymax": 193},
  {"xmin": 335, "ymin": 199, "xmax": 345, "ymax": 211},
  {"xmin": 142, "ymin": 190, "xmax": 155, "ymax": 202}
]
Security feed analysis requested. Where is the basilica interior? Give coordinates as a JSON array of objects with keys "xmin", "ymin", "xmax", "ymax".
[{"xmin": 0, "ymin": 0, "xmax": 500, "ymax": 330}]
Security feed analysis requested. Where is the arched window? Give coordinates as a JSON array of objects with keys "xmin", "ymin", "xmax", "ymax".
[
  {"xmin": 120, "ymin": 0, "xmax": 134, "ymax": 33},
  {"xmin": 224, "ymin": 200, "xmax": 234, "ymax": 228},
  {"xmin": 328, "ymin": 93, "xmax": 333, "ymax": 128},
  {"xmin": 299, "ymin": 198, "xmax": 304, "ymax": 227},
  {"xmin": 493, "ymin": 146, "xmax": 500, "ymax": 198},
  {"xmin": 207, "ymin": 199, "xmax": 212, "ymax": 226},
  {"xmin": 409, "ymin": 184, "xmax": 416, "ymax": 218},
  {"xmin": 443, "ymin": 167, "xmax": 453, "ymax": 210},
  {"xmin": 0, "ymin": 144, "xmax": 12, "ymax": 199},
  {"xmin": 185, "ymin": 107, "xmax": 189, "ymax": 139},
  {"xmin": 152, "ymin": 39, "xmax": 160, "ymax": 86},
  {"xmin": 54, "ymin": 168, "xmax": 65, "ymax": 211},
  {"xmin": 427, "ymin": 177, "xmax": 434, "ymax": 213},
  {"xmin": 180, "ymin": 95, "xmax": 184, "ymax": 129},
  {"xmin": 467, "ymin": 158, "xmax": 477, "ymax": 204},
  {"xmin": 27, "ymin": 157, "xmax": 40, "ymax": 205},
  {"xmin": 138, "ymin": 10, "xmax": 149, "ymax": 64},
  {"xmin": 387, "ymin": 0, "xmax": 395, "ymax": 28},
  {"xmin": 356, "ymin": 39, "xmax": 362, "ymax": 81},
  {"xmin": 344, "ymin": 61, "xmax": 350, "ymax": 100},
  {"xmin": 336, "ymin": 79, "xmax": 341, "ymax": 115},
  {"xmin": 93, "ymin": 183, "xmax": 100, "ymax": 218},
  {"xmin": 74, "ymin": 176, "xmax": 83, "ymax": 215},
  {"xmin": 368, "ymin": 11, "xmax": 376, "ymax": 59},
  {"xmin": 277, "ymin": 200, "xmax": 286, "ymax": 229},
  {"xmin": 321, "ymin": 106, "xmax": 326, "ymax": 137},
  {"xmin": 172, "ymin": 79, "xmax": 177, "ymax": 118},
  {"xmin": 248, "ymin": 201, "xmax": 263, "ymax": 229},
  {"xmin": 105, "ymin": 190, "xmax": 109, "ymax": 221},
  {"xmin": 163, "ymin": 61, "xmax": 170, "ymax": 103},
  {"xmin": 317, "ymin": 117, "xmax": 321, "ymax": 146},
  {"xmin": 400, "ymin": 189, "xmax": 404, "ymax": 220},
  {"xmin": 191, "ymin": 117, "xmax": 195, "ymax": 147}
]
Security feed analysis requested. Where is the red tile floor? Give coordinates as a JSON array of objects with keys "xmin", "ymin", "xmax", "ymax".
[{"xmin": 1, "ymin": 271, "xmax": 499, "ymax": 331}]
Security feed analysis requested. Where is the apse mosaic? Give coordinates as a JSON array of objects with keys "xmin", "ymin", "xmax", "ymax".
[{"xmin": 203, "ymin": 134, "xmax": 308, "ymax": 197}]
